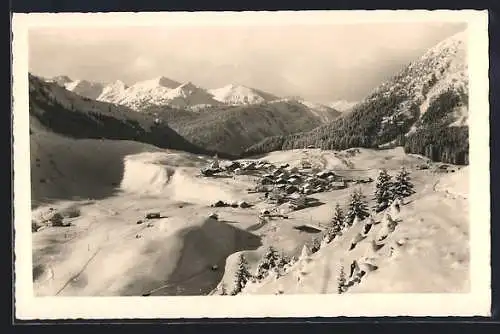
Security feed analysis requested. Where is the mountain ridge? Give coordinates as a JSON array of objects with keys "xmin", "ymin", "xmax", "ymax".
[
  {"xmin": 244, "ymin": 30, "xmax": 469, "ymax": 165},
  {"xmin": 28, "ymin": 73, "xmax": 235, "ymax": 159}
]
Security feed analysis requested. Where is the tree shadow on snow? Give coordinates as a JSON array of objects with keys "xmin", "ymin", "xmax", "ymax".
[{"xmin": 294, "ymin": 225, "xmax": 322, "ymax": 234}]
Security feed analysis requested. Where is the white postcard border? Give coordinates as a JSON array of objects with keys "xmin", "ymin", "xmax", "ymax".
[{"xmin": 12, "ymin": 10, "xmax": 491, "ymax": 319}]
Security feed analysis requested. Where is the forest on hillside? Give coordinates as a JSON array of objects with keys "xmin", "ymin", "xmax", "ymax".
[
  {"xmin": 146, "ymin": 101, "xmax": 328, "ymax": 156},
  {"xmin": 243, "ymin": 84, "xmax": 469, "ymax": 165}
]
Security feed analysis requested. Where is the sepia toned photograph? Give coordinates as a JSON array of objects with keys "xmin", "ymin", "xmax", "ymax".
[{"xmin": 12, "ymin": 10, "xmax": 490, "ymax": 319}]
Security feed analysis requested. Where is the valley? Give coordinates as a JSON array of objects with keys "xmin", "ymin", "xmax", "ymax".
[{"xmin": 31, "ymin": 126, "xmax": 469, "ymax": 296}]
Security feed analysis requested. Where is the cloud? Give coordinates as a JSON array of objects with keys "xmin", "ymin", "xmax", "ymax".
[{"xmin": 130, "ymin": 56, "xmax": 156, "ymax": 73}]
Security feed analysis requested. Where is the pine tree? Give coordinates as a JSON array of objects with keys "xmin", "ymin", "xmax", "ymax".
[
  {"xmin": 345, "ymin": 189, "xmax": 370, "ymax": 226},
  {"xmin": 337, "ymin": 265, "xmax": 347, "ymax": 294},
  {"xmin": 232, "ymin": 254, "xmax": 251, "ymax": 295},
  {"xmin": 373, "ymin": 169, "xmax": 394, "ymax": 212},
  {"xmin": 392, "ymin": 166, "xmax": 415, "ymax": 199},
  {"xmin": 326, "ymin": 203, "xmax": 344, "ymax": 242}
]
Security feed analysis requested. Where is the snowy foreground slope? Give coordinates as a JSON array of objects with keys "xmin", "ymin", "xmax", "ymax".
[
  {"xmin": 211, "ymin": 150, "xmax": 469, "ymax": 295},
  {"xmin": 31, "ymin": 130, "xmax": 468, "ymax": 296},
  {"xmin": 239, "ymin": 181, "xmax": 468, "ymax": 294}
]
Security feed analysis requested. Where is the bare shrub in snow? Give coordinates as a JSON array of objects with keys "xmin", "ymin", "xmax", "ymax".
[
  {"xmin": 220, "ymin": 283, "xmax": 228, "ymax": 295},
  {"xmin": 310, "ymin": 237, "xmax": 322, "ymax": 254},
  {"xmin": 337, "ymin": 265, "xmax": 347, "ymax": 294}
]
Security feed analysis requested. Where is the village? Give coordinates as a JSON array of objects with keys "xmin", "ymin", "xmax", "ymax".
[{"xmin": 201, "ymin": 154, "xmax": 374, "ymax": 222}]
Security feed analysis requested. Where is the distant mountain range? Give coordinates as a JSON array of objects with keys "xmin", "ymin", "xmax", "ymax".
[
  {"xmin": 29, "ymin": 74, "xmax": 222, "ymax": 157},
  {"xmin": 43, "ymin": 74, "xmax": 341, "ymax": 119},
  {"xmin": 245, "ymin": 31, "xmax": 469, "ymax": 165},
  {"xmin": 30, "ymin": 74, "xmax": 339, "ymax": 156}
]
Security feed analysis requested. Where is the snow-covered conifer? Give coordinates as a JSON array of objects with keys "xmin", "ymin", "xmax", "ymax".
[
  {"xmin": 373, "ymin": 169, "xmax": 394, "ymax": 212},
  {"xmin": 392, "ymin": 166, "xmax": 415, "ymax": 199},
  {"xmin": 345, "ymin": 189, "xmax": 370, "ymax": 226},
  {"xmin": 232, "ymin": 254, "xmax": 251, "ymax": 295}
]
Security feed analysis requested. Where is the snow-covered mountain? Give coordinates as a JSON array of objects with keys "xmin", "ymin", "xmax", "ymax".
[
  {"xmin": 46, "ymin": 75, "xmax": 72, "ymax": 87},
  {"xmin": 97, "ymin": 76, "xmax": 182, "ymax": 110},
  {"xmin": 208, "ymin": 84, "xmax": 278, "ymax": 105},
  {"xmin": 28, "ymin": 73, "xmax": 215, "ymax": 156},
  {"xmin": 297, "ymin": 99, "xmax": 341, "ymax": 122},
  {"xmin": 40, "ymin": 75, "xmax": 341, "ymax": 124},
  {"xmin": 64, "ymin": 79, "xmax": 105, "ymax": 100},
  {"xmin": 269, "ymin": 97, "xmax": 341, "ymax": 123},
  {"xmin": 94, "ymin": 77, "xmax": 222, "ymax": 111},
  {"xmin": 328, "ymin": 100, "xmax": 358, "ymax": 113},
  {"xmin": 44, "ymin": 76, "xmax": 105, "ymax": 100},
  {"xmin": 245, "ymin": 30, "xmax": 469, "ymax": 165},
  {"xmin": 161, "ymin": 82, "xmax": 223, "ymax": 109},
  {"xmin": 97, "ymin": 80, "xmax": 129, "ymax": 102}
]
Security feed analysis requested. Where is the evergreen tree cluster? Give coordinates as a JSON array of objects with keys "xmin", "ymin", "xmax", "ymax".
[
  {"xmin": 244, "ymin": 92, "xmax": 418, "ymax": 156},
  {"xmin": 242, "ymin": 61, "xmax": 468, "ymax": 167},
  {"xmin": 373, "ymin": 166, "xmax": 415, "ymax": 212},
  {"xmin": 403, "ymin": 126, "xmax": 468, "ymax": 165},
  {"xmin": 256, "ymin": 246, "xmax": 279, "ymax": 280}
]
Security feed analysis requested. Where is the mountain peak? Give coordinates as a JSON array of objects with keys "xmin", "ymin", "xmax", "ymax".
[
  {"xmin": 328, "ymin": 100, "xmax": 358, "ymax": 113},
  {"xmin": 178, "ymin": 81, "xmax": 197, "ymax": 90},
  {"xmin": 208, "ymin": 84, "xmax": 278, "ymax": 105},
  {"xmin": 51, "ymin": 75, "xmax": 72, "ymax": 84},
  {"xmin": 134, "ymin": 76, "xmax": 181, "ymax": 89},
  {"xmin": 109, "ymin": 80, "xmax": 128, "ymax": 89}
]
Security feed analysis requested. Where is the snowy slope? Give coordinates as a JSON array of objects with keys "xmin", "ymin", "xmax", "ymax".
[
  {"xmin": 203, "ymin": 147, "xmax": 469, "ymax": 295},
  {"xmin": 97, "ymin": 80, "xmax": 129, "ymax": 102},
  {"xmin": 268, "ymin": 98, "xmax": 341, "ymax": 123},
  {"xmin": 46, "ymin": 75, "xmax": 73, "ymax": 87},
  {"xmin": 208, "ymin": 84, "xmax": 279, "ymax": 105},
  {"xmin": 64, "ymin": 79, "xmax": 105, "ymax": 100},
  {"xmin": 328, "ymin": 100, "xmax": 358, "ymax": 113},
  {"xmin": 298, "ymin": 100, "xmax": 341, "ymax": 122},
  {"xmin": 162, "ymin": 82, "xmax": 223, "ymax": 109}
]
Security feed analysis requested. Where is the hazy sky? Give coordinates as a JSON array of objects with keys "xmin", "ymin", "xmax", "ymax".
[{"xmin": 29, "ymin": 22, "xmax": 466, "ymax": 103}]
